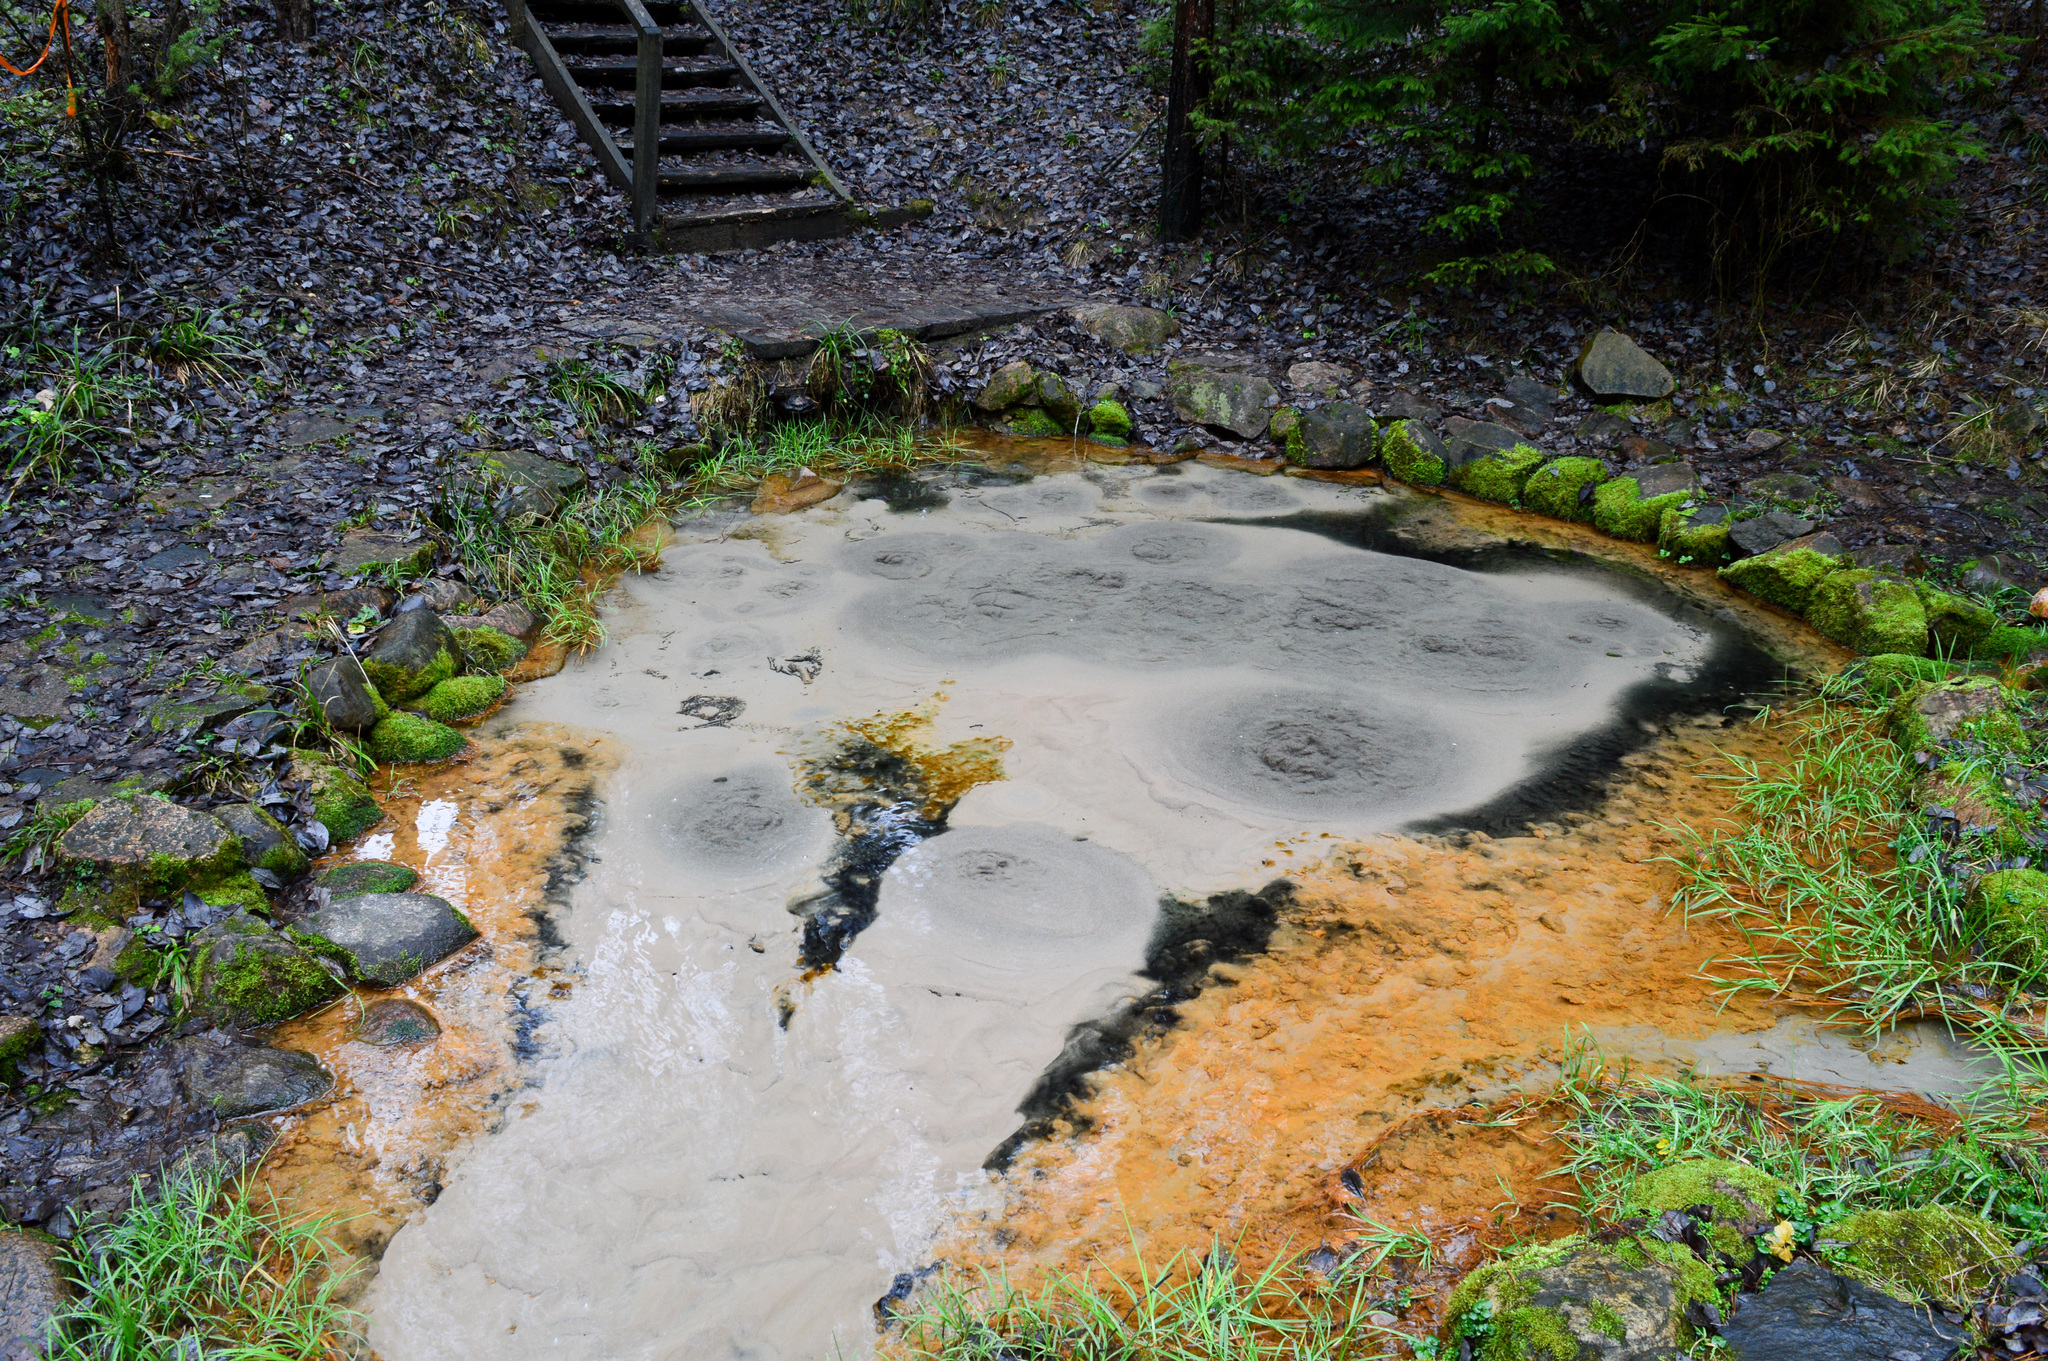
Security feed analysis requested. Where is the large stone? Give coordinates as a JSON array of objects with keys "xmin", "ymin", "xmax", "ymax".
[
  {"xmin": 1502, "ymin": 374, "xmax": 1559, "ymax": 417},
  {"xmin": 1167, "ymin": 365, "xmax": 1278, "ymax": 440},
  {"xmin": 1821, "ymin": 1206, "xmax": 2014, "ymax": 1304},
  {"xmin": 1720, "ymin": 1258, "xmax": 1967, "ymax": 1361},
  {"xmin": 1448, "ymin": 444, "xmax": 1547, "ymax": 505},
  {"xmin": 286, "ymin": 753, "xmax": 381, "ymax": 842},
  {"xmin": 1916, "ymin": 585, "xmax": 1997, "ymax": 651},
  {"xmin": 175, "ymin": 1037, "xmax": 332, "ymax": 1117},
  {"xmin": 1890, "ymin": 677, "xmax": 2022, "ymax": 750},
  {"xmin": 1631, "ymin": 462, "xmax": 1699, "ymax": 499},
  {"xmin": 1444, "ymin": 1240, "xmax": 1710, "ymax": 1361},
  {"xmin": 974, "ymin": 360, "xmax": 1039, "ymax": 412},
  {"xmin": 1073, "ymin": 304, "xmax": 1180, "ymax": 354},
  {"xmin": 1290, "ymin": 404, "xmax": 1376, "ymax": 469},
  {"xmin": 1380, "ymin": 420, "xmax": 1450, "ymax": 485},
  {"xmin": 453, "ymin": 602, "xmax": 539, "ymax": 643},
  {"xmin": 0, "ymin": 1227, "xmax": 70, "ymax": 1360},
  {"xmin": 188, "ymin": 912, "xmax": 345, "ymax": 1029},
  {"xmin": 461, "ymin": 448, "xmax": 587, "ymax": 520},
  {"xmin": 448, "ymin": 623, "xmax": 528, "ymax": 675},
  {"xmin": 366, "ymin": 711, "xmax": 466, "ymax": 764},
  {"xmin": 282, "ymin": 585, "xmax": 394, "ymax": 622},
  {"xmin": 1575, "ymin": 328, "xmax": 1676, "ymax": 401},
  {"xmin": 1523, "ymin": 456, "xmax": 1610, "ymax": 522},
  {"xmin": 362, "ymin": 609, "xmax": 459, "ymax": 701},
  {"xmin": 148, "ymin": 686, "xmax": 268, "ymax": 735},
  {"xmin": 1727, "ymin": 510, "xmax": 1818, "ymax": 559},
  {"xmin": 1719, "ymin": 547, "xmax": 1844, "ymax": 615},
  {"xmin": 1378, "ymin": 390, "xmax": 1442, "ymax": 424},
  {"xmin": 410, "ymin": 675, "xmax": 506, "ymax": 724},
  {"xmin": 304, "ymin": 657, "xmax": 380, "ymax": 734},
  {"xmin": 1806, "ymin": 570, "xmax": 1929, "ymax": 656},
  {"xmin": 1286, "ymin": 360, "xmax": 1350, "ymax": 396},
  {"xmin": 751, "ymin": 468, "xmax": 844, "ymax": 514},
  {"xmin": 327, "ymin": 532, "xmax": 435, "ymax": 578},
  {"xmin": 1441, "ymin": 418, "xmax": 1522, "ymax": 468},
  {"xmin": 58, "ymin": 797, "xmax": 242, "ymax": 916},
  {"xmin": 291, "ymin": 892, "xmax": 478, "ymax": 986},
  {"xmin": 212, "ymin": 803, "xmax": 308, "ymax": 880}
]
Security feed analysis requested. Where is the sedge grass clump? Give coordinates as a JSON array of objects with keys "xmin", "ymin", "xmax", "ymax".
[
  {"xmin": 438, "ymin": 474, "xmax": 672, "ymax": 653},
  {"xmin": 890, "ymin": 1240, "xmax": 1424, "ymax": 1361},
  {"xmin": 689, "ymin": 417, "xmax": 964, "ymax": 495},
  {"xmin": 49, "ymin": 1166, "xmax": 359, "ymax": 1360},
  {"xmin": 1663, "ymin": 686, "xmax": 2045, "ymax": 1028}
]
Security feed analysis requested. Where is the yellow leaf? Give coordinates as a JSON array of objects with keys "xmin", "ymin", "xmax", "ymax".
[{"xmin": 1762, "ymin": 1220, "xmax": 1796, "ymax": 1263}]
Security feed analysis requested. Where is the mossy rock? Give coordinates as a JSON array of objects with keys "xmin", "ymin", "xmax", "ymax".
[
  {"xmin": 1447, "ymin": 444, "xmax": 1547, "ymax": 505},
  {"xmin": 1922, "ymin": 760, "xmax": 2032, "ymax": 856},
  {"xmin": 1888, "ymin": 677, "xmax": 2026, "ymax": 752},
  {"xmin": 1001, "ymin": 407, "xmax": 1066, "ymax": 439},
  {"xmin": 1973, "ymin": 868, "xmax": 2048, "ymax": 973},
  {"xmin": 287, "ymin": 753, "xmax": 382, "ymax": 843},
  {"xmin": 195, "ymin": 871, "xmax": 272, "ymax": 916},
  {"xmin": 1718, "ymin": 548, "xmax": 1844, "ymax": 614},
  {"xmin": 188, "ymin": 912, "xmax": 346, "ymax": 1029},
  {"xmin": 366, "ymin": 712, "xmax": 466, "ymax": 765},
  {"xmin": 1522, "ymin": 456, "xmax": 1609, "ymax": 522},
  {"xmin": 56, "ymin": 796, "xmax": 244, "ymax": 919},
  {"xmin": 317, "ymin": 859, "xmax": 419, "ymax": 896},
  {"xmin": 1592, "ymin": 477, "xmax": 1690, "ymax": 543},
  {"xmin": 1970, "ymin": 624, "xmax": 2048, "ymax": 664},
  {"xmin": 410, "ymin": 674, "xmax": 506, "ymax": 724},
  {"xmin": 453, "ymin": 624, "xmax": 527, "ymax": 675},
  {"xmin": 213, "ymin": 803, "xmax": 310, "ymax": 880},
  {"xmin": 1820, "ymin": 1206, "xmax": 2015, "ymax": 1303},
  {"xmin": 1443, "ymin": 1237, "xmax": 1712, "ymax": 1361},
  {"xmin": 1657, "ymin": 508, "xmax": 1731, "ymax": 568},
  {"xmin": 1380, "ymin": 419, "xmax": 1447, "ymax": 485},
  {"xmin": 1805, "ymin": 569, "xmax": 1930, "ymax": 657},
  {"xmin": 0, "ymin": 1014, "xmax": 39, "ymax": 1087},
  {"xmin": 1916, "ymin": 585, "xmax": 1997, "ymax": 653},
  {"xmin": 361, "ymin": 610, "xmax": 459, "ymax": 701},
  {"xmin": 1622, "ymin": 1158, "xmax": 1788, "ymax": 1257},
  {"xmin": 1087, "ymin": 399, "xmax": 1133, "ymax": 439}
]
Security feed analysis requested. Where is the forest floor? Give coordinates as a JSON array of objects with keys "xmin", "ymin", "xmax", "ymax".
[{"xmin": 0, "ymin": 0, "xmax": 2045, "ymax": 1262}]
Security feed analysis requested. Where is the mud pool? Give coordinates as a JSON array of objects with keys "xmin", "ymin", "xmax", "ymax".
[{"xmin": 345, "ymin": 463, "xmax": 1978, "ymax": 1360}]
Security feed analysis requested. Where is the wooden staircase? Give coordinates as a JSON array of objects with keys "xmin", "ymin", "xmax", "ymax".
[{"xmin": 510, "ymin": 0, "xmax": 887, "ymax": 249}]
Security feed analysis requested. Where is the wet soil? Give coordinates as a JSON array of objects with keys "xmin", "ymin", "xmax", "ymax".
[
  {"xmin": 938, "ymin": 710, "xmax": 1988, "ymax": 1326},
  {"xmin": 252, "ymin": 726, "xmax": 610, "ymax": 1291}
]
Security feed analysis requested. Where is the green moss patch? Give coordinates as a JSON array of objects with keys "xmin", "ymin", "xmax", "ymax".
[
  {"xmin": 189, "ymin": 913, "xmax": 346, "ymax": 1029},
  {"xmin": 288, "ymin": 754, "xmax": 382, "ymax": 843},
  {"xmin": 1522, "ymin": 456, "xmax": 1609, "ymax": 522},
  {"xmin": 1821, "ymin": 1206, "xmax": 2015, "ymax": 1303},
  {"xmin": 1447, "ymin": 444, "xmax": 1547, "ymax": 505},
  {"xmin": 1805, "ymin": 569, "xmax": 1930, "ymax": 656},
  {"xmin": 410, "ymin": 674, "xmax": 506, "ymax": 724},
  {"xmin": 316, "ymin": 860, "xmax": 419, "ymax": 896},
  {"xmin": 1379, "ymin": 419, "xmax": 1446, "ymax": 485},
  {"xmin": 1001, "ymin": 407, "xmax": 1066, "ymax": 439},
  {"xmin": 1851, "ymin": 653, "xmax": 1972, "ymax": 699},
  {"xmin": 1974, "ymin": 868, "xmax": 2048, "ymax": 974},
  {"xmin": 1718, "ymin": 548, "xmax": 1844, "ymax": 614},
  {"xmin": 1888, "ymin": 677, "xmax": 2027, "ymax": 752},
  {"xmin": 1592, "ymin": 478, "xmax": 1689, "ymax": 543},
  {"xmin": 366, "ymin": 712, "xmax": 466, "ymax": 765},
  {"xmin": 1623, "ymin": 1158, "xmax": 1788, "ymax": 1256},
  {"xmin": 1970, "ymin": 624, "xmax": 2048, "ymax": 664},
  {"xmin": 453, "ymin": 624, "xmax": 527, "ymax": 674},
  {"xmin": 195, "ymin": 871, "xmax": 272, "ymax": 916},
  {"xmin": 1916, "ymin": 586, "xmax": 1997, "ymax": 653},
  {"xmin": 1087, "ymin": 399, "xmax": 1132, "ymax": 439},
  {"xmin": 1657, "ymin": 508, "xmax": 1730, "ymax": 567}
]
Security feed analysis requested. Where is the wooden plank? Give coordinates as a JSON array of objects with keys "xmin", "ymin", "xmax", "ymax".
[
  {"xmin": 657, "ymin": 164, "xmax": 813, "ymax": 190},
  {"xmin": 619, "ymin": 0, "xmax": 664, "ymax": 235},
  {"xmin": 621, "ymin": 126, "xmax": 792, "ymax": 153},
  {"xmin": 517, "ymin": 17, "xmax": 632, "ymax": 191}
]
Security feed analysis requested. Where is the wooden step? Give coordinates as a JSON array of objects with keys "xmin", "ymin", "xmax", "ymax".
[
  {"xmin": 586, "ymin": 89, "xmax": 764, "ymax": 123},
  {"xmin": 621, "ymin": 125, "xmax": 793, "ymax": 154},
  {"xmin": 543, "ymin": 22, "xmax": 712, "ymax": 55},
  {"xmin": 564, "ymin": 54, "xmax": 740, "ymax": 88},
  {"xmin": 658, "ymin": 163, "xmax": 815, "ymax": 192}
]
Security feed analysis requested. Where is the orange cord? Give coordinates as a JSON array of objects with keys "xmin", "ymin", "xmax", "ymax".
[{"xmin": 2, "ymin": 0, "xmax": 77, "ymax": 119}]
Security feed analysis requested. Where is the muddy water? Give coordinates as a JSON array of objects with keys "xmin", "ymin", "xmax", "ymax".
[{"xmin": 353, "ymin": 463, "xmax": 1949, "ymax": 1360}]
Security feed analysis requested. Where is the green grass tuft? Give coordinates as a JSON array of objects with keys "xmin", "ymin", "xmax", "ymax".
[{"xmin": 49, "ymin": 1165, "xmax": 359, "ymax": 1359}]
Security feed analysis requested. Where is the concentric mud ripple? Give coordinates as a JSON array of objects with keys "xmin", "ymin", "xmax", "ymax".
[
  {"xmin": 655, "ymin": 765, "xmax": 829, "ymax": 879},
  {"xmin": 1167, "ymin": 689, "xmax": 1467, "ymax": 818}
]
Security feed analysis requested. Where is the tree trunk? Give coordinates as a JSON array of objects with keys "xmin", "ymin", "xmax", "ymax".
[
  {"xmin": 95, "ymin": 0, "xmax": 129, "ymax": 89},
  {"xmin": 276, "ymin": 0, "xmax": 315, "ymax": 42},
  {"xmin": 1159, "ymin": 0, "xmax": 1211, "ymax": 243}
]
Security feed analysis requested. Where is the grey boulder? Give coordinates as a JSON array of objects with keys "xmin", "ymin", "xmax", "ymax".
[
  {"xmin": 1727, "ymin": 510, "xmax": 1819, "ymax": 559},
  {"xmin": 1441, "ymin": 417, "xmax": 1523, "ymax": 468},
  {"xmin": 1293, "ymin": 404, "xmax": 1376, "ymax": 469},
  {"xmin": 0, "ymin": 1227, "xmax": 70, "ymax": 1361},
  {"xmin": 1167, "ymin": 365, "xmax": 1278, "ymax": 440},
  {"xmin": 1576, "ymin": 328, "xmax": 1676, "ymax": 400},
  {"xmin": 1072, "ymin": 304, "xmax": 1180, "ymax": 354},
  {"xmin": 1722, "ymin": 1259, "xmax": 1966, "ymax": 1361},
  {"xmin": 176, "ymin": 1038, "xmax": 332, "ymax": 1118},
  {"xmin": 1630, "ymin": 462, "xmax": 1699, "ymax": 499},
  {"xmin": 293, "ymin": 892, "xmax": 478, "ymax": 985},
  {"xmin": 304, "ymin": 657, "xmax": 379, "ymax": 733}
]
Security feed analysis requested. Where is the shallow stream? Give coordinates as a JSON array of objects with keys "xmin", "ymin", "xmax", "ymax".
[{"xmin": 306, "ymin": 461, "xmax": 1988, "ymax": 1359}]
